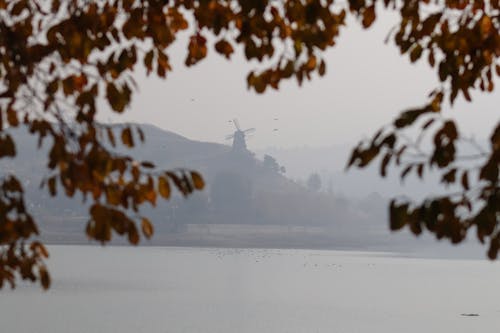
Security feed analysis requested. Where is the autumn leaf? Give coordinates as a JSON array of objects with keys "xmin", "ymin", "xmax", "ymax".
[
  {"xmin": 141, "ymin": 218, "xmax": 154, "ymax": 239},
  {"xmin": 215, "ymin": 39, "xmax": 234, "ymax": 59},
  {"xmin": 362, "ymin": 6, "xmax": 376, "ymax": 28},
  {"xmin": 3, "ymin": 0, "xmax": 500, "ymax": 293},
  {"xmin": 158, "ymin": 176, "xmax": 171, "ymax": 199},
  {"xmin": 121, "ymin": 127, "xmax": 134, "ymax": 147},
  {"xmin": 190, "ymin": 171, "xmax": 205, "ymax": 190},
  {"xmin": 39, "ymin": 266, "xmax": 51, "ymax": 290}
]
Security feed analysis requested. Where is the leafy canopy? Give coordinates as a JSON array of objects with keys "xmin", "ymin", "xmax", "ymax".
[{"xmin": 0, "ymin": 0, "xmax": 499, "ymax": 289}]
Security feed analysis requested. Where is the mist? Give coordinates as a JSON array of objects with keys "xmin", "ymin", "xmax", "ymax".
[{"xmin": 2, "ymin": 3, "xmax": 498, "ymax": 333}]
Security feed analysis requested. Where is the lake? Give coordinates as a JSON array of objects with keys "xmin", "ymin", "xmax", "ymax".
[{"xmin": 1, "ymin": 245, "xmax": 499, "ymax": 332}]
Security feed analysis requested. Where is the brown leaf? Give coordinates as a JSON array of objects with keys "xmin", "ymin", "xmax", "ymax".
[
  {"xmin": 417, "ymin": 164, "xmax": 424, "ymax": 179},
  {"xmin": 48, "ymin": 177, "xmax": 57, "ymax": 196},
  {"xmin": 409, "ymin": 44, "xmax": 423, "ymax": 63},
  {"xmin": 215, "ymin": 39, "xmax": 234, "ymax": 59},
  {"xmin": 144, "ymin": 50, "xmax": 154, "ymax": 74},
  {"xmin": 30, "ymin": 242, "xmax": 49, "ymax": 258},
  {"xmin": 106, "ymin": 83, "xmax": 130, "ymax": 113},
  {"xmin": 7, "ymin": 108, "xmax": 19, "ymax": 127},
  {"xmin": 480, "ymin": 15, "xmax": 493, "ymax": 40},
  {"xmin": 362, "ymin": 6, "xmax": 376, "ymax": 28},
  {"xmin": 0, "ymin": 134, "xmax": 16, "ymax": 157},
  {"xmin": 39, "ymin": 266, "xmax": 51, "ymax": 290},
  {"xmin": 121, "ymin": 127, "xmax": 134, "ymax": 147},
  {"xmin": 461, "ymin": 171, "xmax": 469, "ymax": 190},
  {"xmin": 401, "ymin": 165, "xmax": 412, "ymax": 181},
  {"xmin": 380, "ymin": 153, "xmax": 391, "ymax": 177},
  {"xmin": 107, "ymin": 128, "xmax": 116, "ymax": 147},
  {"xmin": 141, "ymin": 161, "xmax": 155, "ymax": 169},
  {"xmin": 128, "ymin": 224, "xmax": 139, "ymax": 245},
  {"xmin": 318, "ymin": 60, "xmax": 326, "ymax": 76}
]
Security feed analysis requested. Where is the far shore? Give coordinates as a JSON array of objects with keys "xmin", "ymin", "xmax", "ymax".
[{"xmin": 39, "ymin": 223, "xmax": 486, "ymax": 260}]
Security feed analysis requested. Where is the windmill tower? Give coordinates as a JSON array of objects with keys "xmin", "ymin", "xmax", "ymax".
[{"xmin": 226, "ymin": 119, "xmax": 255, "ymax": 152}]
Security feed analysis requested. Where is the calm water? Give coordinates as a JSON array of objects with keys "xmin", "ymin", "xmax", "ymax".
[{"xmin": 1, "ymin": 245, "xmax": 499, "ymax": 332}]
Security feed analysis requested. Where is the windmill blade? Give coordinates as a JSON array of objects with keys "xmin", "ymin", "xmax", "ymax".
[
  {"xmin": 225, "ymin": 134, "xmax": 234, "ymax": 140},
  {"xmin": 233, "ymin": 118, "xmax": 241, "ymax": 131},
  {"xmin": 243, "ymin": 128, "xmax": 256, "ymax": 134}
]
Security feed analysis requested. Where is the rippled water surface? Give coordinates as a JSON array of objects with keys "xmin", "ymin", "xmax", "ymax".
[{"xmin": 1, "ymin": 245, "xmax": 499, "ymax": 332}]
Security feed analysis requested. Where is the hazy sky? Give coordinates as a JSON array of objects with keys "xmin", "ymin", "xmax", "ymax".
[{"xmin": 101, "ymin": 12, "xmax": 498, "ymax": 150}]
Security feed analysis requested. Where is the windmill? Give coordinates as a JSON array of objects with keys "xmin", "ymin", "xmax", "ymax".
[{"xmin": 226, "ymin": 119, "xmax": 255, "ymax": 152}]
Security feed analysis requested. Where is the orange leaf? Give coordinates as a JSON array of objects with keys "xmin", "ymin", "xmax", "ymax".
[
  {"xmin": 190, "ymin": 171, "xmax": 204, "ymax": 190},
  {"xmin": 158, "ymin": 176, "xmax": 171, "ymax": 198},
  {"xmin": 141, "ymin": 217, "xmax": 154, "ymax": 239}
]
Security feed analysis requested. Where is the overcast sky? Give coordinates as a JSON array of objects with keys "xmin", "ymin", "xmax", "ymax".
[{"xmin": 100, "ymin": 12, "xmax": 498, "ymax": 150}]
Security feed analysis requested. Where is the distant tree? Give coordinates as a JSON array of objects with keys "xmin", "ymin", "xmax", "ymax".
[
  {"xmin": 1, "ymin": 0, "xmax": 500, "ymax": 290},
  {"xmin": 307, "ymin": 173, "xmax": 322, "ymax": 192},
  {"xmin": 263, "ymin": 154, "xmax": 285, "ymax": 173}
]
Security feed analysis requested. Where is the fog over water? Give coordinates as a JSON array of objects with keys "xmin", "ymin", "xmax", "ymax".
[{"xmin": 1, "ymin": 246, "xmax": 499, "ymax": 333}]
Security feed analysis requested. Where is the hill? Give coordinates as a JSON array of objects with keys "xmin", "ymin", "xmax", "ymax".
[{"xmin": 0, "ymin": 123, "xmax": 485, "ymax": 257}]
